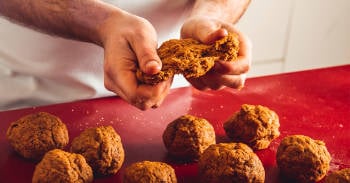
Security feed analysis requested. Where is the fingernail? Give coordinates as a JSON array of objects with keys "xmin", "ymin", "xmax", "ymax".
[
  {"xmin": 222, "ymin": 28, "xmax": 229, "ymax": 35},
  {"xmin": 145, "ymin": 60, "xmax": 161, "ymax": 74}
]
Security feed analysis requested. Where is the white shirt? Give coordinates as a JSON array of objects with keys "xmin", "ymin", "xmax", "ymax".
[{"xmin": 0, "ymin": 0, "xmax": 191, "ymax": 110}]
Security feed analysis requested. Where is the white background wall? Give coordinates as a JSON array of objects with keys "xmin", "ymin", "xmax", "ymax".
[{"xmin": 237, "ymin": 0, "xmax": 350, "ymax": 77}]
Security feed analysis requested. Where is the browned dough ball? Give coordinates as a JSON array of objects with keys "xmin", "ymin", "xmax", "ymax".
[
  {"xmin": 32, "ymin": 149, "xmax": 93, "ymax": 183},
  {"xmin": 6, "ymin": 112, "xmax": 69, "ymax": 160},
  {"xmin": 123, "ymin": 161, "xmax": 177, "ymax": 183},
  {"xmin": 70, "ymin": 126, "xmax": 125, "ymax": 176},
  {"xmin": 162, "ymin": 114, "xmax": 216, "ymax": 161},
  {"xmin": 223, "ymin": 104, "xmax": 280, "ymax": 150},
  {"xmin": 324, "ymin": 168, "xmax": 350, "ymax": 183},
  {"xmin": 276, "ymin": 135, "xmax": 331, "ymax": 183},
  {"xmin": 198, "ymin": 143, "xmax": 265, "ymax": 183}
]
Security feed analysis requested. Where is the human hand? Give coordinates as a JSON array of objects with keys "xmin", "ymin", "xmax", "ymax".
[
  {"xmin": 99, "ymin": 11, "xmax": 172, "ymax": 110},
  {"xmin": 181, "ymin": 16, "xmax": 252, "ymax": 90}
]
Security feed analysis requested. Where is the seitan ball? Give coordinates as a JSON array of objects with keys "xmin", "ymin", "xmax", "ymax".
[
  {"xmin": 198, "ymin": 143, "xmax": 265, "ymax": 183},
  {"xmin": 276, "ymin": 135, "xmax": 331, "ymax": 183},
  {"xmin": 32, "ymin": 149, "xmax": 93, "ymax": 183},
  {"xmin": 123, "ymin": 161, "xmax": 177, "ymax": 183},
  {"xmin": 136, "ymin": 32, "xmax": 239, "ymax": 85},
  {"xmin": 324, "ymin": 168, "xmax": 350, "ymax": 183},
  {"xmin": 223, "ymin": 104, "xmax": 280, "ymax": 150},
  {"xmin": 6, "ymin": 112, "xmax": 69, "ymax": 160},
  {"xmin": 70, "ymin": 126, "xmax": 125, "ymax": 176},
  {"xmin": 162, "ymin": 114, "xmax": 216, "ymax": 160}
]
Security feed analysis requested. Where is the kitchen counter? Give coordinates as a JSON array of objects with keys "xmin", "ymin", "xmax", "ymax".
[{"xmin": 0, "ymin": 65, "xmax": 349, "ymax": 182}]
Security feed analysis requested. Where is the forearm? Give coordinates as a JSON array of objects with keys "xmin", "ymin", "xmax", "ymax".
[
  {"xmin": 0, "ymin": 0, "xmax": 120, "ymax": 45},
  {"xmin": 190, "ymin": 0, "xmax": 251, "ymax": 23}
]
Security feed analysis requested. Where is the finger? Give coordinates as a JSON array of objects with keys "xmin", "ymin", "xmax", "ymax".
[
  {"xmin": 218, "ymin": 74, "xmax": 246, "ymax": 89},
  {"xmin": 129, "ymin": 33, "xmax": 162, "ymax": 75},
  {"xmin": 204, "ymin": 28, "xmax": 228, "ymax": 44},
  {"xmin": 107, "ymin": 74, "xmax": 171, "ymax": 110},
  {"xmin": 187, "ymin": 20, "xmax": 221, "ymax": 43},
  {"xmin": 132, "ymin": 81, "xmax": 172, "ymax": 110},
  {"xmin": 103, "ymin": 46, "xmax": 166, "ymax": 110},
  {"xmin": 212, "ymin": 27, "xmax": 252, "ymax": 75},
  {"xmin": 225, "ymin": 26, "xmax": 253, "ymax": 62},
  {"xmin": 149, "ymin": 79, "xmax": 173, "ymax": 109},
  {"xmin": 104, "ymin": 69, "xmax": 133, "ymax": 103},
  {"xmin": 187, "ymin": 77, "xmax": 209, "ymax": 91},
  {"xmin": 199, "ymin": 72, "xmax": 246, "ymax": 90},
  {"xmin": 236, "ymin": 29, "xmax": 253, "ymax": 64},
  {"xmin": 212, "ymin": 58, "xmax": 250, "ymax": 75}
]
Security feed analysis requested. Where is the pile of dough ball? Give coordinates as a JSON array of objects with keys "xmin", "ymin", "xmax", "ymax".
[
  {"xmin": 160, "ymin": 105, "xmax": 280, "ymax": 183},
  {"xmin": 6, "ymin": 112, "xmax": 125, "ymax": 183},
  {"xmin": 136, "ymin": 33, "xmax": 240, "ymax": 85},
  {"xmin": 222, "ymin": 104, "xmax": 333, "ymax": 182},
  {"xmin": 6, "ymin": 103, "xmax": 334, "ymax": 183},
  {"xmin": 161, "ymin": 111, "xmax": 271, "ymax": 182}
]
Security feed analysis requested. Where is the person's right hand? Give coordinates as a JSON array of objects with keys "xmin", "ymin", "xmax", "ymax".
[
  {"xmin": 98, "ymin": 10, "xmax": 173, "ymax": 110},
  {"xmin": 180, "ymin": 16, "xmax": 252, "ymax": 91}
]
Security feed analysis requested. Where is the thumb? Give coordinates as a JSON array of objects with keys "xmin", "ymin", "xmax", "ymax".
[
  {"xmin": 130, "ymin": 37, "xmax": 162, "ymax": 75},
  {"xmin": 194, "ymin": 21, "xmax": 228, "ymax": 44},
  {"xmin": 203, "ymin": 28, "xmax": 229, "ymax": 44}
]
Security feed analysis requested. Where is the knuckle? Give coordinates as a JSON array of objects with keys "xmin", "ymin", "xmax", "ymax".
[
  {"xmin": 210, "ymin": 84, "xmax": 225, "ymax": 90},
  {"xmin": 189, "ymin": 80, "xmax": 207, "ymax": 91},
  {"xmin": 131, "ymin": 95, "xmax": 154, "ymax": 111},
  {"xmin": 140, "ymin": 50, "xmax": 158, "ymax": 62}
]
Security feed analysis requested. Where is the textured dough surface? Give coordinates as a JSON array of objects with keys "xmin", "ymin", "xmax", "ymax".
[
  {"xmin": 324, "ymin": 168, "xmax": 350, "ymax": 183},
  {"xmin": 223, "ymin": 104, "xmax": 280, "ymax": 150},
  {"xmin": 137, "ymin": 33, "xmax": 240, "ymax": 84},
  {"xmin": 32, "ymin": 149, "xmax": 93, "ymax": 183},
  {"xmin": 198, "ymin": 143, "xmax": 265, "ymax": 183},
  {"xmin": 162, "ymin": 114, "xmax": 216, "ymax": 160},
  {"xmin": 70, "ymin": 126, "xmax": 125, "ymax": 176},
  {"xmin": 276, "ymin": 135, "xmax": 331, "ymax": 183},
  {"xmin": 123, "ymin": 161, "xmax": 177, "ymax": 183},
  {"xmin": 6, "ymin": 112, "xmax": 69, "ymax": 160}
]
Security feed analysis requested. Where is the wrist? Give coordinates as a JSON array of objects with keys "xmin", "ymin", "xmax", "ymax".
[
  {"xmin": 97, "ymin": 8, "xmax": 133, "ymax": 48},
  {"xmin": 189, "ymin": 0, "xmax": 251, "ymax": 24}
]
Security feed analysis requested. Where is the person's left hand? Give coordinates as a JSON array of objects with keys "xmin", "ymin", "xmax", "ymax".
[{"xmin": 181, "ymin": 16, "xmax": 252, "ymax": 90}]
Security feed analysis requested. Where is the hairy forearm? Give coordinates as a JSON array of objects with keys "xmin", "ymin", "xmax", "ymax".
[
  {"xmin": 190, "ymin": 0, "xmax": 251, "ymax": 23},
  {"xmin": 0, "ymin": 0, "xmax": 119, "ymax": 45}
]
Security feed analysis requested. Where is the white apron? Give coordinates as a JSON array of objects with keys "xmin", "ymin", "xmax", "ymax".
[{"xmin": 0, "ymin": 0, "xmax": 191, "ymax": 110}]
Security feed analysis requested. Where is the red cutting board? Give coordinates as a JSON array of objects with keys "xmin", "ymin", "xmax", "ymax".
[{"xmin": 0, "ymin": 65, "xmax": 349, "ymax": 183}]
